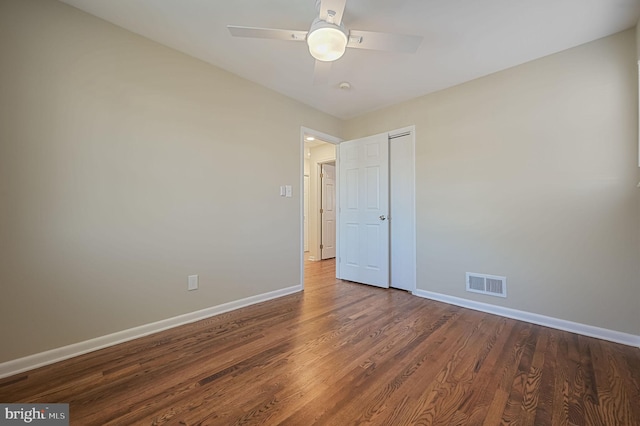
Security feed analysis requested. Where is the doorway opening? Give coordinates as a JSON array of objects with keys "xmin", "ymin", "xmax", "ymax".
[
  {"xmin": 300, "ymin": 126, "xmax": 416, "ymax": 293},
  {"xmin": 300, "ymin": 127, "xmax": 341, "ymax": 289}
]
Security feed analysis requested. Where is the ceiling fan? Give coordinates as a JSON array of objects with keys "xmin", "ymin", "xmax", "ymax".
[{"xmin": 227, "ymin": 0, "xmax": 423, "ymax": 85}]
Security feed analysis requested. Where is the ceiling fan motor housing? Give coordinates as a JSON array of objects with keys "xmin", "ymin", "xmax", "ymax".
[{"xmin": 307, "ymin": 17, "xmax": 348, "ymax": 61}]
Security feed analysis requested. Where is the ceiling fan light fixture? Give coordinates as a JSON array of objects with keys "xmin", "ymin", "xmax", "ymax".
[{"xmin": 307, "ymin": 18, "xmax": 347, "ymax": 62}]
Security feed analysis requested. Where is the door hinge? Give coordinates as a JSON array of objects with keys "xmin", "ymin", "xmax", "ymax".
[
  {"xmin": 320, "ymin": 208, "xmax": 324, "ymax": 213},
  {"xmin": 320, "ymin": 173, "xmax": 324, "ymax": 178},
  {"xmin": 320, "ymin": 244, "xmax": 324, "ymax": 249}
]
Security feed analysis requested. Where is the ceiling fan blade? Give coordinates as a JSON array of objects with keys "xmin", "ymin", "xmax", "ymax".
[
  {"xmin": 348, "ymin": 30, "xmax": 422, "ymax": 53},
  {"xmin": 227, "ymin": 25, "xmax": 307, "ymax": 42},
  {"xmin": 318, "ymin": 0, "xmax": 346, "ymax": 25},
  {"xmin": 313, "ymin": 60, "xmax": 332, "ymax": 85}
]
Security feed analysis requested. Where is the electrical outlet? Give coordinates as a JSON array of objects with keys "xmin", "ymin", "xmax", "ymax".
[{"xmin": 188, "ymin": 275, "xmax": 198, "ymax": 291}]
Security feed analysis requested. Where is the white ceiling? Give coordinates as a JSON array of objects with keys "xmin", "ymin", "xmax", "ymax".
[{"xmin": 59, "ymin": 0, "xmax": 640, "ymax": 119}]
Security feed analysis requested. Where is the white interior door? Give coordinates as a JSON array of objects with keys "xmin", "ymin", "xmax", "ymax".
[
  {"xmin": 338, "ymin": 133, "xmax": 389, "ymax": 288},
  {"xmin": 321, "ymin": 163, "xmax": 336, "ymax": 259}
]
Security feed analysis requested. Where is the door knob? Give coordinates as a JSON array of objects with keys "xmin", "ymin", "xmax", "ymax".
[{"xmin": 379, "ymin": 215, "xmax": 387, "ymax": 221}]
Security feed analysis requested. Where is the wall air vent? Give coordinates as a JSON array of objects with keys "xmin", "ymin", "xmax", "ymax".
[{"xmin": 466, "ymin": 272, "xmax": 507, "ymax": 298}]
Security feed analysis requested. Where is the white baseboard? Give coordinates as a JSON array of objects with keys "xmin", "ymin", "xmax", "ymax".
[
  {"xmin": 413, "ymin": 289, "xmax": 640, "ymax": 348},
  {"xmin": 0, "ymin": 285, "xmax": 302, "ymax": 379}
]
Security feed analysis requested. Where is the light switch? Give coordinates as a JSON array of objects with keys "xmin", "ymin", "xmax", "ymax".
[
  {"xmin": 285, "ymin": 185, "xmax": 292, "ymax": 197},
  {"xmin": 280, "ymin": 186, "xmax": 286, "ymax": 196}
]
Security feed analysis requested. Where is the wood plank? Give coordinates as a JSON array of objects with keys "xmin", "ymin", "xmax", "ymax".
[{"xmin": 0, "ymin": 258, "xmax": 639, "ymax": 425}]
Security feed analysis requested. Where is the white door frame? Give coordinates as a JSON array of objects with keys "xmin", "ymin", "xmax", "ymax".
[{"xmin": 300, "ymin": 127, "xmax": 341, "ymax": 289}]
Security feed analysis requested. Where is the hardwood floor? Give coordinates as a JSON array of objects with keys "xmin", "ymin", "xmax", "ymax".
[{"xmin": 1, "ymin": 258, "xmax": 639, "ymax": 425}]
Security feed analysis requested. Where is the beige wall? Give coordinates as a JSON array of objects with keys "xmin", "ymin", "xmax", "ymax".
[
  {"xmin": 345, "ymin": 29, "xmax": 640, "ymax": 335},
  {"xmin": 636, "ymin": 22, "xmax": 640, "ymax": 168},
  {"xmin": 1, "ymin": 0, "xmax": 638, "ymax": 365},
  {"xmin": 0, "ymin": 0, "xmax": 342, "ymax": 362},
  {"xmin": 304, "ymin": 155, "xmax": 311, "ymax": 177}
]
